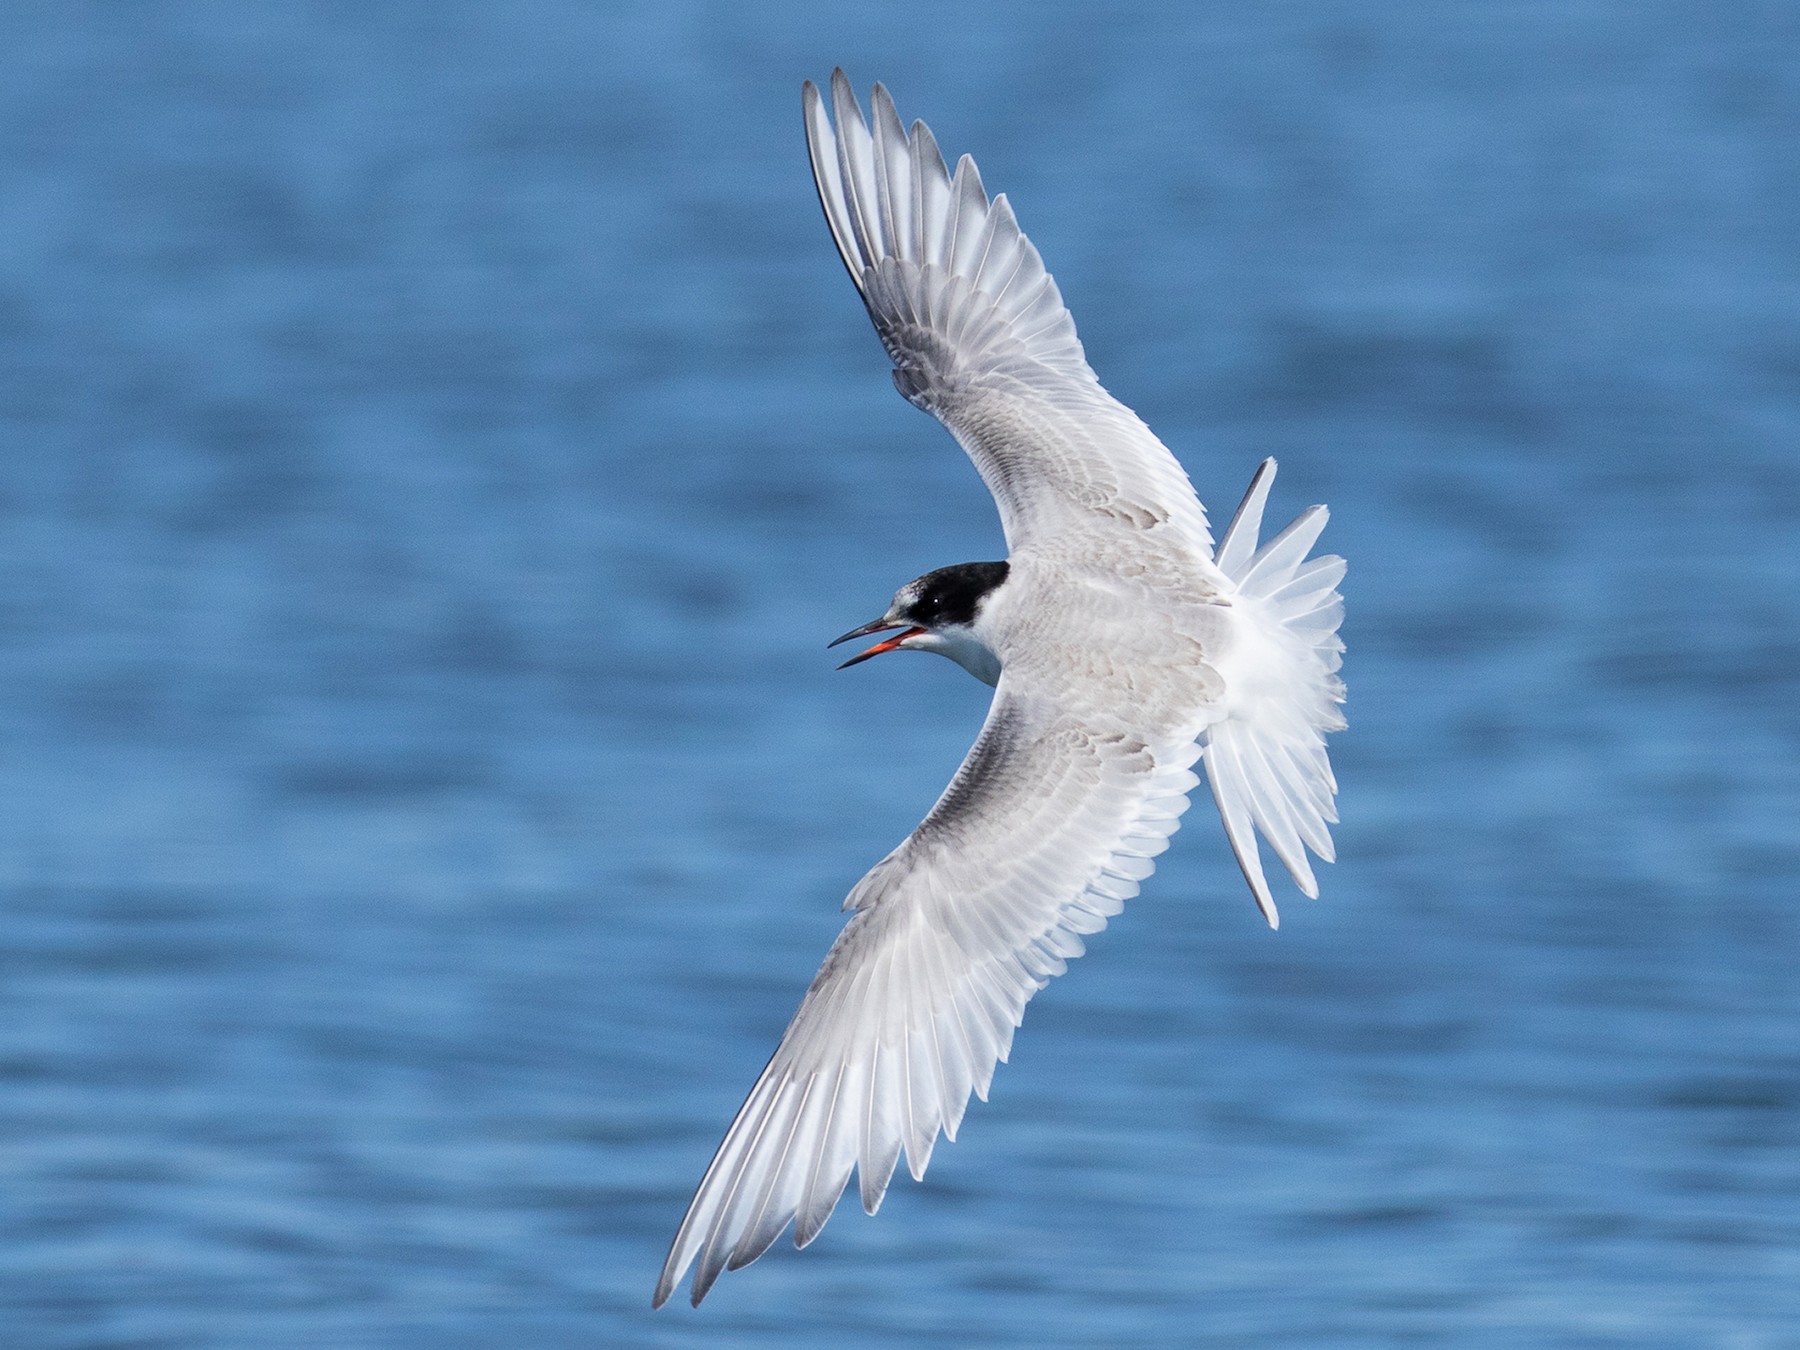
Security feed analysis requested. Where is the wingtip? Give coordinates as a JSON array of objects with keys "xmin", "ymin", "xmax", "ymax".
[
  {"xmin": 689, "ymin": 1257, "xmax": 723, "ymax": 1307},
  {"xmin": 1257, "ymin": 889, "xmax": 1281, "ymax": 930},
  {"xmin": 652, "ymin": 1233, "xmax": 688, "ymax": 1310}
]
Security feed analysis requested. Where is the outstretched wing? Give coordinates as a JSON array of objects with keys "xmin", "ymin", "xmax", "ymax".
[
  {"xmin": 654, "ymin": 684, "xmax": 1202, "ymax": 1307},
  {"xmin": 804, "ymin": 71, "xmax": 1222, "ymax": 566}
]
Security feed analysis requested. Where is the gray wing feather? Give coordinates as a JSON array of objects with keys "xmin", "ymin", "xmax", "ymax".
[
  {"xmin": 805, "ymin": 71, "xmax": 1223, "ymax": 563},
  {"xmin": 654, "ymin": 683, "xmax": 1202, "ymax": 1307}
]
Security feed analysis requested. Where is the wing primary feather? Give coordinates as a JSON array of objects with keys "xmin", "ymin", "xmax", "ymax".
[
  {"xmin": 903, "ymin": 1024, "xmax": 941, "ymax": 1181},
  {"xmin": 683, "ymin": 1071, "xmax": 785, "ymax": 1304},
  {"xmin": 898, "ymin": 974, "xmax": 922, "ymax": 1180},
  {"xmin": 655, "ymin": 1064, "xmax": 774, "ymax": 1306},
  {"xmin": 868, "ymin": 83, "xmax": 907, "ymax": 261},
  {"xmin": 935, "ymin": 1002, "xmax": 973, "ymax": 1141},
  {"xmin": 855, "ymin": 916, "xmax": 906, "ymax": 1214},
  {"xmin": 728, "ymin": 1073, "xmax": 821, "ymax": 1271},
  {"xmin": 917, "ymin": 941, "xmax": 962, "ymax": 1144},
  {"xmin": 947, "ymin": 154, "xmax": 987, "ymax": 278},
  {"xmin": 964, "ymin": 186, "xmax": 1007, "ymax": 299},
  {"xmin": 780, "ymin": 1073, "xmax": 835, "ymax": 1240},
  {"xmin": 795, "ymin": 1059, "xmax": 858, "ymax": 1248},
  {"xmin": 986, "ymin": 228, "xmax": 1033, "ymax": 309},
  {"xmin": 861, "ymin": 1038, "xmax": 905, "ymax": 1213},
  {"xmin": 829, "ymin": 71, "xmax": 882, "ymax": 280},
  {"xmin": 911, "ymin": 120, "xmax": 946, "ymax": 261},
  {"xmin": 802, "ymin": 81, "xmax": 859, "ymax": 286}
]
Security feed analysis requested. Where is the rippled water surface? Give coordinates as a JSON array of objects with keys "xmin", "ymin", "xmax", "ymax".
[{"xmin": 3, "ymin": 3, "xmax": 1798, "ymax": 1346}]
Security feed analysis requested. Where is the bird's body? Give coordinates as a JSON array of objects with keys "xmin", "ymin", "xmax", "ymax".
[{"xmin": 655, "ymin": 72, "xmax": 1346, "ymax": 1309}]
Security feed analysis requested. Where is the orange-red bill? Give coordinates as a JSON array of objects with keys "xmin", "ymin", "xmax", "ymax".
[{"xmin": 835, "ymin": 625, "xmax": 926, "ymax": 669}]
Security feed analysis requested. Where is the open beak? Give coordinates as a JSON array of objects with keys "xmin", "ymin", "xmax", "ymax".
[{"xmin": 829, "ymin": 618, "xmax": 927, "ymax": 670}]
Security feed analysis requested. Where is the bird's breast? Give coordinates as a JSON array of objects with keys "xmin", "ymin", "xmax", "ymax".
[{"xmin": 987, "ymin": 552, "xmax": 1229, "ymax": 718}]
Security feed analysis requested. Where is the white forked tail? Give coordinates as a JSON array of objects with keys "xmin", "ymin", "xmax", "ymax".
[{"xmin": 1205, "ymin": 459, "xmax": 1346, "ymax": 928}]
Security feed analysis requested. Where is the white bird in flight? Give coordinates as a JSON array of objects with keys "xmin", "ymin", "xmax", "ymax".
[{"xmin": 655, "ymin": 72, "xmax": 1345, "ymax": 1308}]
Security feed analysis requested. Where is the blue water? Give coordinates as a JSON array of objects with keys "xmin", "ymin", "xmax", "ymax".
[{"xmin": 3, "ymin": 2, "xmax": 1797, "ymax": 1345}]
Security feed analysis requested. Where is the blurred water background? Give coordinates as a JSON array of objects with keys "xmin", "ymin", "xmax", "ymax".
[{"xmin": 2, "ymin": 2, "xmax": 1797, "ymax": 1346}]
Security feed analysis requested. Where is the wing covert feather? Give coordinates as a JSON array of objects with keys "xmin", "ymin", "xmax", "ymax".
[
  {"xmin": 654, "ymin": 683, "xmax": 1202, "ymax": 1307},
  {"xmin": 804, "ymin": 71, "xmax": 1220, "ymax": 563}
]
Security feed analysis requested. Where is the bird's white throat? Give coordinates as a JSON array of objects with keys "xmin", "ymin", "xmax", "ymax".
[{"xmin": 908, "ymin": 624, "xmax": 1002, "ymax": 687}]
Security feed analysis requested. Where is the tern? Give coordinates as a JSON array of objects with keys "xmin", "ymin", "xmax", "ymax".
[{"xmin": 655, "ymin": 72, "xmax": 1345, "ymax": 1308}]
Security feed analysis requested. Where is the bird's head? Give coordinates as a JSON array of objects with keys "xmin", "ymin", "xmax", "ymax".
[{"xmin": 829, "ymin": 561, "xmax": 1009, "ymax": 686}]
